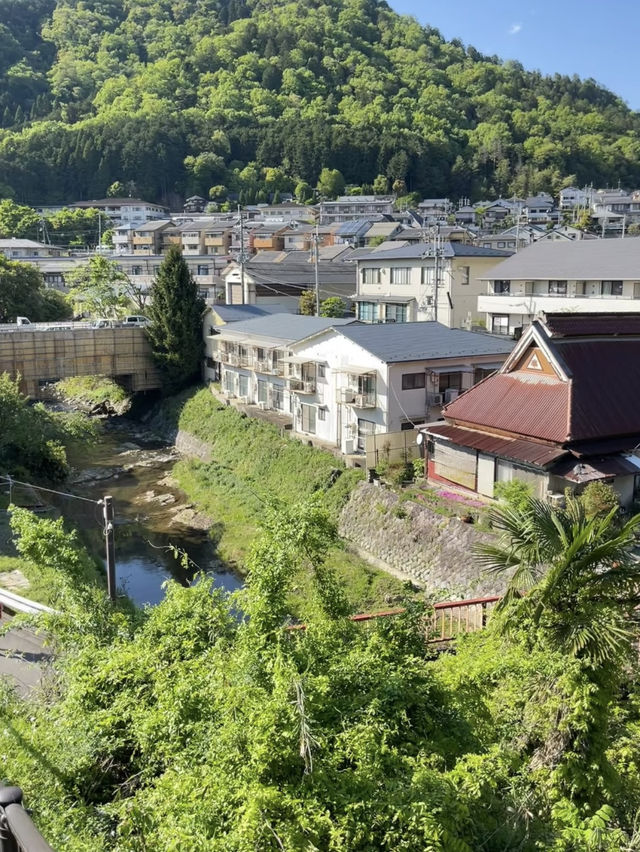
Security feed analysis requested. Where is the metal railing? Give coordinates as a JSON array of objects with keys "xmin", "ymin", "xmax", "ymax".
[{"xmin": 0, "ymin": 786, "xmax": 53, "ymax": 852}]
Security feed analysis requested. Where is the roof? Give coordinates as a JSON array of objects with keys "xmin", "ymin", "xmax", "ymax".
[
  {"xmin": 239, "ymin": 262, "xmax": 356, "ymax": 287},
  {"xmin": 424, "ymin": 423, "xmax": 566, "ymax": 468},
  {"xmin": 365, "ymin": 222, "xmax": 401, "ymax": 238},
  {"xmin": 481, "ymin": 238, "xmax": 640, "ymax": 280},
  {"xmin": 213, "ymin": 313, "xmax": 356, "ymax": 344},
  {"xmin": 71, "ymin": 198, "xmax": 166, "ymax": 207},
  {"xmin": 335, "ymin": 219, "xmax": 373, "ymax": 237},
  {"xmin": 133, "ymin": 219, "xmax": 174, "ymax": 232},
  {"xmin": 0, "ymin": 238, "xmax": 51, "ymax": 248},
  {"xmin": 334, "ymin": 322, "xmax": 515, "ymax": 363},
  {"xmin": 209, "ymin": 305, "xmax": 271, "ymax": 323},
  {"xmin": 356, "ymin": 241, "xmax": 513, "ymax": 261},
  {"xmin": 444, "ymin": 313, "xmax": 640, "ymax": 445}
]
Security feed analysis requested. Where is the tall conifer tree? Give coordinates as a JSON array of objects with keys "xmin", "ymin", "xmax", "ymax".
[{"xmin": 147, "ymin": 246, "xmax": 205, "ymax": 393}]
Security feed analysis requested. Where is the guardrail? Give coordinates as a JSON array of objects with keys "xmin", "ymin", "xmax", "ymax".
[
  {"xmin": 0, "ymin": 786, "xmax": 53, "ymax": 852},
  {"xmin": 0, "ymin": 590, "xmax": 55, "ymax": 619}
]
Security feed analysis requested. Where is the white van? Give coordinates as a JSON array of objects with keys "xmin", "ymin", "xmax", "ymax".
[{"xmin": 122, "ymin": 315, "xmax": 150, "ymax": 327}]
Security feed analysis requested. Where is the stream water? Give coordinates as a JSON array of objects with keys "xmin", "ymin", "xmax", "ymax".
[{"xmin": 57, "ymin": 420, "xmax": 243, "ymax": 606}]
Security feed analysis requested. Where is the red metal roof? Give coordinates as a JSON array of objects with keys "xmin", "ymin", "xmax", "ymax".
[
  {"xmin": 425, "ymin": 423, "xmax": 567, "ymax": 468},
  {"xmin": 444, "ymin": 374, "xmax": 570, "ymax": 443},
  {"xmin": 550, "ymin": 455, "xmax": 640, "ymax": 482}
]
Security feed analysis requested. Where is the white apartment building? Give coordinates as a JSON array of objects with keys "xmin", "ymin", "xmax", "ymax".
[
  {"xmin": 0, "ymin": 239, "xmax": 63, "ymax": 259},
  {"xmin": 319, "ymin": 196, "xmax": 395, "ymax": 224},
  {"xmin": 355, "ymin": 242, "xmax": 512, "ymax": 328},
  {"xmin": 204, "ymin": 314, "xmax": 512, "ymax": 458},
  {"xmin": 70, "ymin": 198, "xmax": 169, "ymax": 226},
  {"xmin": 559, "ymin": 186, "xmax": 593, "ymax": 211},
  {"xmin": 478, "ymin": 238, "xmax": 640, "ymax": 337}
]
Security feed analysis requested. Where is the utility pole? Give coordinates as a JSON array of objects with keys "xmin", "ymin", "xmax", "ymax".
[
  {"xmin": 314, "ymin": 222, "xmax": 320, "ymax": 315},
  {"xmin": 102, "ymin": 495, "xmax": 116, "ymax": 602},
  {"xmin": 238, "ymin": 204, "xmax": 246, "ymax": 305}
]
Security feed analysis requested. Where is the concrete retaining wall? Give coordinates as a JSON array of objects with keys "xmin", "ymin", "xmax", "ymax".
[
  {"xmin": 174, "ymin": 429, "xmax": 212, "ymax": 462},
  {"xmin": 339, "ymin": 483, "xmax": 507, "ymax": 598}
]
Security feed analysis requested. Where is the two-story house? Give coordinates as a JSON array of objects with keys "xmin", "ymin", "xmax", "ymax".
[
  {"xmin": 477, "ymin": 238, "xmax": 640, "ymax": 337},
  {"xmin": 287, "ymin": 323, "xmax": 513, "ymax": 455},
  {"xmin": 419, "ymin": 313, "xmax": 640, "ymax": 509},
  {"xmin": 319, "ymin": 196, "xmax": 396, "ymax": 224},
  {"xmin": 354, "ymin": 242, "xmax": 512, "ymax": 328},
  {"xmin": 0, "ymin": 239, "xmax": 63, "ymax": 259},
  {"xmin": 131, "ymin": 220, "xmax": 175, "ymax": 255},
  {"xmin": 70, "ymin": 198, "xmax": 169, "ymax": 226}
]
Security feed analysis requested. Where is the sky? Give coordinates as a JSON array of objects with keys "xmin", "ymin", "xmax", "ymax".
[{"xmin": 389, "ymin": 0, "xmax": 640, "ymax": 110}]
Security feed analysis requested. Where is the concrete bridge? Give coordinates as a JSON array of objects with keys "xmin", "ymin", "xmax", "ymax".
[{"xmin": 0, "ymin": 323, "xmax": 161, "ymax": 397}]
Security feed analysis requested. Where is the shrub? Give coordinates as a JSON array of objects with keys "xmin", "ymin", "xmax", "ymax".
[
  {"xmin": 579, "ymin": 480, "xmax": 620, "ymax": 519},
  {"xmin": 494, "ymin": 479, "xmax": 533, "ymax": 512}
]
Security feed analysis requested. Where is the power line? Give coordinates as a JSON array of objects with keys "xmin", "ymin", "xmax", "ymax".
[{"xmin": 0, "ymin": 475, "xmax": 102, "ymax": 505}]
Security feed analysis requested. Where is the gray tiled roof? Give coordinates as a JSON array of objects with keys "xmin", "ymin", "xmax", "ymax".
[
  {"xmin": 356, "ymin": 241, "xmax": 513, "ymax": 261},
  {"xmin": 481, "ymin": 238, "xmax": 640, "ymax": 280},
  {"xmin": 210, "ymin": 305, "xmax": 271, "ymax": 322},
  {"xmin": 335, "ymin": 322, "xmax": 514, "ymax": 363},
  {"xmin": 217, "ymin": 313, "xmax": 357, "ymax": 343}
]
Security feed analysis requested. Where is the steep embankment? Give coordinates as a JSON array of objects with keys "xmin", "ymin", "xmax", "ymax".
[{"xmin": 151, "ymin": 387, "xmax": 411, "ymax": 611}]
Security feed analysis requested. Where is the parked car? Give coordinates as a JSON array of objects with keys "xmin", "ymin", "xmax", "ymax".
[
  {"xmin": 122, "ymin": 315, "xmax": 149, "ymax": 327},
  {"xmin": 16, "ymin": 316, "xmax": 31, "ymax": 325},
  {"xmin": 92, "ymin": 318, "xmax": 117, "ymax": 329}
]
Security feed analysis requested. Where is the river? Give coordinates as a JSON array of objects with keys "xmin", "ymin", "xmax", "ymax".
[{"xmin": 61, "ymin": 419, "xmax": 243, "ymax": 606}]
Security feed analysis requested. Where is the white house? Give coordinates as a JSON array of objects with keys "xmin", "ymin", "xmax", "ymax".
[
  {"xmin": 70, "ymin": 198, "xmax": 169, "ymax": 227},
  {"xmin": 477, "ymin": 237, "xmax": 640, "ymax": 337},
  {"xmin": 354, "ymin": 242, "xmax": 512, "ymax": 328},
  {"xmin": 287, "ymin": 323, "xmax": 514, "ymax": 455},
  {"xmin": 0, "ymin": 239, "xmax": 63, "ymax": 259}
]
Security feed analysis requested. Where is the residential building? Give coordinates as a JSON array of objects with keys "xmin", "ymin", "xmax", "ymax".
[
  {"xmin": 203, "ymin": 313, "xmax": 356, "ymax": 409},
  {"xmin": 559, "ymin": 186, "xmax": 593, "ymax": 211},
  {"xmin": 177, "ymin": 220, "xmax": 233, "ymax": 256},
  {"xmin": 247, "ymin": 202, "xmax": 316, "ymax": 222},
  {"xmin": 131, "ymin": 220, "xmax": 175, "ymax": 255},
  {"xmin": 363, "ymin": 221, "xmax": 404, "ymax": 245},
  {"xmin": 477, "ymin": 226, "xmax": 537, "ymax": 251},
  {"xmin": 0, "ymin": 239, "xmax": 63, "ymax": 259},
  {"xmin": 419, "ymin": 313, "xmax": 640, "ymax": 509},
  {"xmin": 417, "ymin": 198, "xmax": 453, "ymax": 223},
  {"xmin": 354, "ymin": 242, "xmax": 512, "ymax": 328},
  {"xmin": 523, "ymin": 194, "xmax": 557, "ymax": 225},
  {"xmin": 478, "ymin": 238, "xmax": 640, "ymax": 338},
  {"xmin": 319, "ymin": 196, "xmax": 395, "ymax": 224},
  {"xmin": 221, "ymin": 258, "xmax": 357, "ymax": 313},
  {"xmin": 287, "ymin": 322, "xmax": 513, "ymax": 455},
  {"xmin": 334, "ymin": 219, "xmax": 374, "ymax": 247},
  {"xmin": 183, "ymin": 196, "xmax": 207, "ymax": 213},
  {"xmin": 70, "ymin": 198, "xmax": 169, "ymax": 226},
  {"xmin": 248, "ymin": 222, "xmax": 289, "ymax": 253},
  {"xmin": 112, "ymin": 225, "xmax": 136, "ymax": 254},
  {"xmin": 116, "ymin": 254, "xmax": 228, "ymax": 300}
]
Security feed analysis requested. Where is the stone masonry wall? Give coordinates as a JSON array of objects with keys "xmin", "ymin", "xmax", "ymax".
[
  {"xmin": 339, "ymin": 483, "xmax": 507, "ymax": 598},
  {"xmin": 174, "ymin": 429, "xmax": 212, "ymax": 462}
]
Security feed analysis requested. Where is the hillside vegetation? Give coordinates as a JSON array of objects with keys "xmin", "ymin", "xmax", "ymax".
[{"xmin": 1, "ymin": 0, "xmax": 639, "ymax": 203}]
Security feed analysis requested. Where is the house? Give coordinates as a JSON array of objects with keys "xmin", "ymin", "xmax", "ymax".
[
  {"xmin": 203, "ymin": 313, "xmax": 357, "ymax": 410},
  {"xmin": 419, "ymin": 313, "xmax": 640, "ymax": 509},
  {"xmin": 418, "ymin": 199, "xmax": 453, "ymax": 223},
  {"xmin": 559, "ymin": 186, "xmax": 593, "ymax": 211},
  {"xmin": 250, "ymin": 202, "xmax": 316, "ymax": 222},
  {"xmin": 287, "ymin": 322, "xmax": 514, "ymax": 455},
  {"xmin": 0, "ymin": 239, "xmax": 63, "ymax": 259},
  {"xmin": 115, "ymin": 255, "xmax": 228, "ymax": 300},
  {"xmin": 477, "ymin": 226, "xmax": 538, "ymax": 251},
  {"xmin": 70, "ymin": 198, "xmax": 169, "ymax": 226},
  {"xmin": 354, "ymin": 242, "xmax": 512, "ymax": 327},
  {"xmin": 221, "ymin": 258, "xmax": 357, "ymax": 313},
  {"xmin": 178, "ymin": 220, "xmax": 233, "ymax": 256},
  {"xmin": 363, "ymin": 221, "xmax": 404, "ymax": 245},
  {"xmin": 131, "ymin": 220, "xmax": 175, "ymax": 255},
  {"xmin": 183, "ymin": 196, "xmax": 207, "ymax": 213},
  {"xmin": 319, "ymin": 196, "xmax": 395, "ymax": 224},
  {"xmin": 477, "ymin": 238, "xmax": 640, "ymax": 337},
  {"xmin": 113, "ymin": 224, "xmax": 136, "ymax": 254},
  {"xmin": 523, "ymin": 194, "xmax": 557, "ymax": 225},
  {"xmin": 334, "ymin": 219, "xmax": 374, "ymax": 247}
]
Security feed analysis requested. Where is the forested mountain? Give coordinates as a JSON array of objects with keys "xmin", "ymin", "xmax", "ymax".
[{"xmin": 1, "ymin": 0, "xmax": 639, "ymax": 205}]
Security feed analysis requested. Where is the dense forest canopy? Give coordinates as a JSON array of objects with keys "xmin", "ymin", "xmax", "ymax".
[{"xmin": 0, "ymin": 0, "xmax": 639, "ymax": 204}]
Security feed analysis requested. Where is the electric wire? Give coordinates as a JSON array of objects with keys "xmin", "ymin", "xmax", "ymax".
[{"xmin": 0, "ymin": 475, "xmax": 103, "ymax": 505}]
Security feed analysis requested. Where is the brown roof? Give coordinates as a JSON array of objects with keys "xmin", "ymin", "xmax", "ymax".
[
  {"xmin": 444, "ymin": 373, "xmax": 571, "ymax": 443},
  {"xmin": 444, "ymin": 314, "xmax": 640, "ymax": 447},
  {"xmin": 424, "ymin": 423, "xmax": 567, "ymax": 468},
  {"xmin": 550, "ymin": 455, "xmax": 640, "ymax": 482}
]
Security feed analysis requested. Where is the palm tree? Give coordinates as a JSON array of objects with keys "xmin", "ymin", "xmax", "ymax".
[{"xmin": 475, "ymin": 496, "xmax": 640, "ymax": 665}]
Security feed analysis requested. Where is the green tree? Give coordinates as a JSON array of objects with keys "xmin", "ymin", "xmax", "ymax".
[
  {"xmin": 578, "ymin": 480, "xmax": 620, "ymax": 520},
  {"xmin": 106, "ymin": 180, "xmax": 127, "ymax": 197},
  {"xmin": 0, "ymin": 199, "xmax": 40, "ymax": 239},
  {"xmin": 372, "ymin": 174, "xmax": 389, "ymax": 194},
  {"xmin": 0, "ymin": 254, "xmax": 47, "ymax": 320},
  {"xmin": 66, "ymin": 255, "xmax": 129, "ymax": 318},
  {"xmin": 298, "ymin": 289, "xmax": 316, "ymax": 315},
  {"xmin": 319, "ymin": 296, "xmax": 345, "ymax": 317},
  {"xmin": 294, "ymin": 179, "xmax": 312, "ymax": 203},
  {"xmin": 316, "ymin": 167, "xmax": 345, "ymax": 199},
  {"xmin": 146, "ymin": 246, "xmax": 205, "ymax": 393},
  {"xmin": 46, "ymin": 207, "xmax": 103, "ymax": 248}
]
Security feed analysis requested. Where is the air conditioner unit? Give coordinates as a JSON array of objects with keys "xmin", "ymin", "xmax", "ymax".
[
  {"xmin": 430, "ymin": 392, "xmax": 444, "ymax": 406},
  {"xmin": 344, "ymin": 439, "xmax": 355, "ymax": 454},
  {"xmin": 547, "ymin": 492, "xmax": 566, "ymax": 509},
  {"xmin": 444, "ymin": 388, "xmax": 459, "ymax": 403},
  {"xmin": 236, "ymin": 395, "xmax": 248, "ymax": 404}
]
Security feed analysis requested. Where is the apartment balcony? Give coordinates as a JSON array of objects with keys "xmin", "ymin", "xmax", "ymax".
[
  {"xmin": 288, "ymin": 377, "xmax": 316, "ymax": 394},
  {"xmin": 337, "ymin": 388, "xmax": 376, "ymax": 408},
  {"xmin": 254, "ymin": 359, "xmax": 276, "ymax": 374},
  {"xmin": 478, "ymin": 293, "xmax": 640, "ymax": 316}
]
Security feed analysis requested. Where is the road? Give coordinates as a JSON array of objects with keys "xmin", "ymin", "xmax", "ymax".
[{"xmin": 0, "ymin": 612, "xmax": 53, "ymax": 698}]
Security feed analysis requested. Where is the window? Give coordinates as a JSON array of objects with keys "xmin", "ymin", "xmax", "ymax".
[
  {"xmin": 497, "ymin": 241, "xmax": 505, "ymax": 248},
  {"xmin": 357, "ymin": 301, "xmax": 376, "ymax": 322},
  {"xmin": 301, "ymin": 403, "xmax": 316, "ymax": 434},
  {"xmin": 390, "ymin": 267, "xmax": 411, "ymax": 285},
  {"xmin": 272, "ymin": 385, "xmax": 284, "ymax": 410},
  {"xmin": 400, "ymin": 421, "xmax": 415, "ymax": 431},
  {"xmin": 491, "ymin": 315, "xmax": 510, "ymax": 335},
  {"xmin": 384, "ymin": 303, "xmax": 407, "ymax": 323},
  {"xmin": 197, "ymin": 265, "xmax": 209, "ymax": 275},
  {"xmin": 601, "ymin": 280, "xmax": 623, "ymax": 296},
  {"xmin": 548, "ymin": 280, "xmax": 567, "ymax": 295},
  {"xmin": 438, "ymin": 372, "xmax": 463, "ymax": 392},
  {"xmin": 402, "ymin": 372, "xmax": 426, "ymax": 390},
  {"xmin": 460, "ymin": 265, "xmax": 470, "ymax": 285},
  {"xmin": 223, "ymin": 371, "xmax": 234, "ymax": 394},
  {"xmin": 257, "ymin": 380, "xmax": 268, "ymax": 404},
  {"xmin": 361, "ymin": 267, "xmax": 380, "ymax": 284},
  {"xmin": 131, "ymin": 266, "xmax": 143, "ymax": 275},
  {"xmin": 238, "ymin": 374, "xmax": 249, "ymax": 397},
  {"xmin": 493, "ymin": 280, "xmax": 510, "ymax": 294},
  {"xmin": 317, "ymin": 364, "xmax": 326, "ymax": 380},
  {"xmin": 318, "ymin": 407, "xmax": 327, "ymax": 421},
  {"xmin": 421, "ymin": 266, "xmax": 435, "ymax": 285}
]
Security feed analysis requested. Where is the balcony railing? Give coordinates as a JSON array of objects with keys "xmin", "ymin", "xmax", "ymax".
[
  {"xmin": 337, "ymin": 388, "xmax": 376, "ymax": 407},
  {"xmin": 0, "ymin": 785, "xmax": 53, "ymax": 851},
  {"xmin": 487, "ymin": 290, "xmax": 636, "ymax": 299},
  {"xmin": 288, "ymin": 378, "xmax": 316, "ymax": 393}
]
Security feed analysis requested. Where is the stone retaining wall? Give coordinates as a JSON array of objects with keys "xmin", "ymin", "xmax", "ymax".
[
  {"xmin": 174, "ymin": 429, "xmax": 212, "ymax": 462},
  {"xmin": 339, "ymin": 483, "xmax": 507, "ymax": 598}
]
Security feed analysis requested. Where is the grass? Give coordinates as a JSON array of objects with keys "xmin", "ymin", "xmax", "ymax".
[
  {"xmin": 161, "ymin": 388, "xmax": 416, "ymax": 611},
  {"xmin": 55, "ymin": 375, "xmax": 130, "ymax": 409},
  {"xmin": 0, "ymin": 554, "xmax": 54, "ymax": 605}
]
